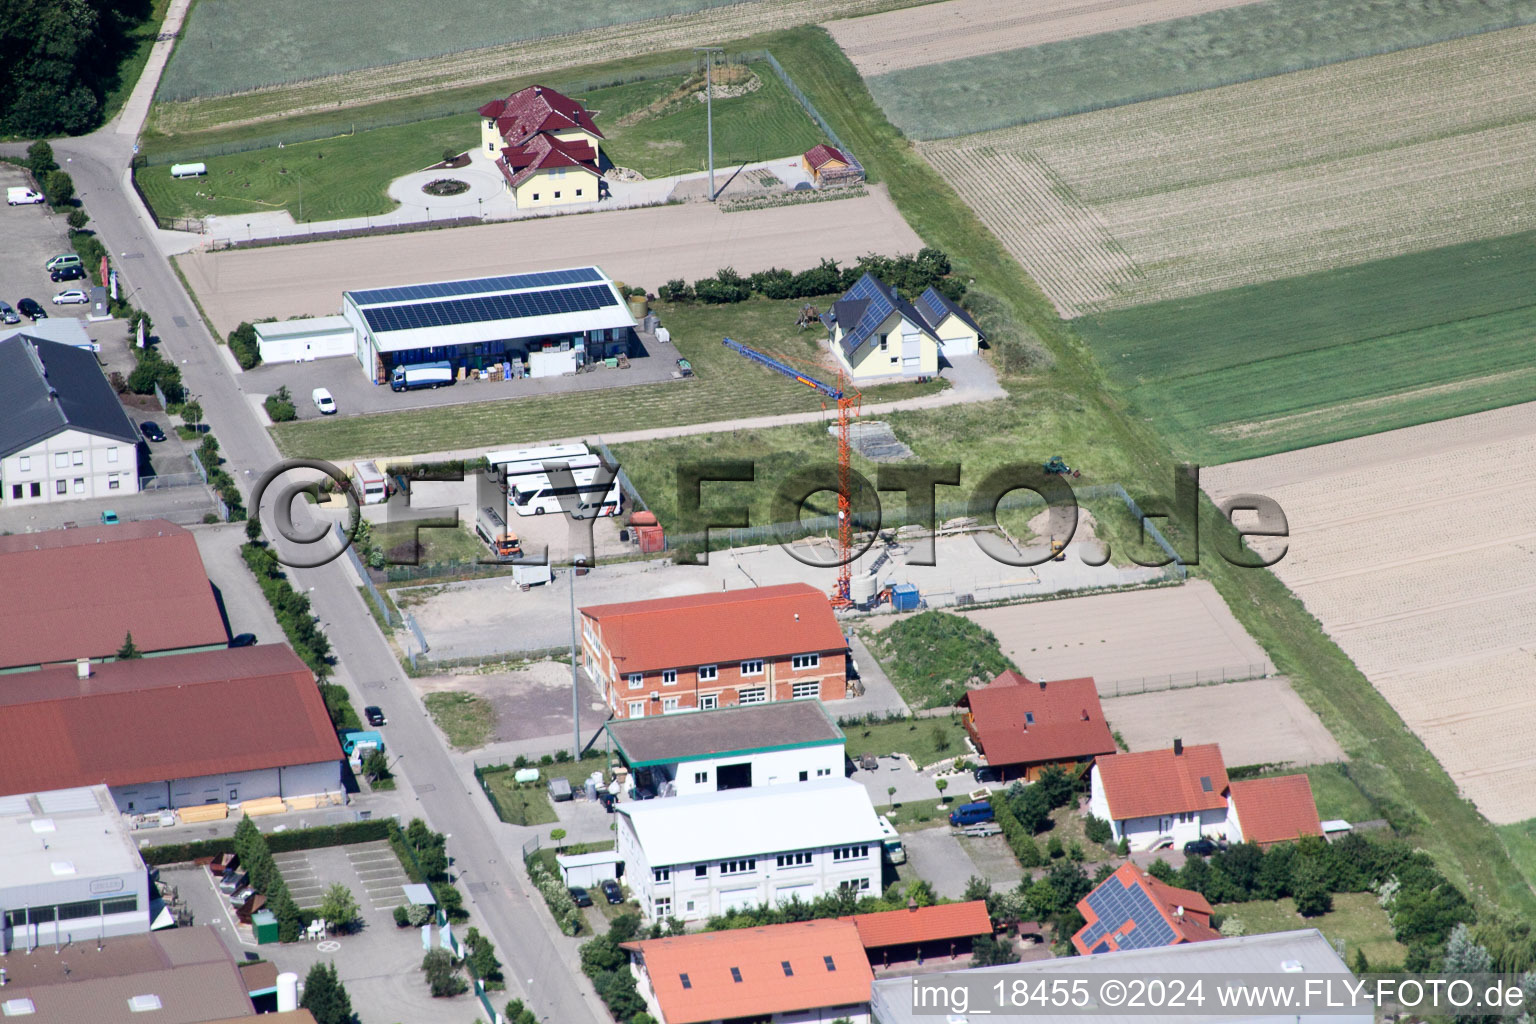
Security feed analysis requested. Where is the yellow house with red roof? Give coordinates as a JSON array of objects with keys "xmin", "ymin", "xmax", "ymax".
[{"xmin": 478, "ymin": 84, "xmax": 604, "ymax": 209}]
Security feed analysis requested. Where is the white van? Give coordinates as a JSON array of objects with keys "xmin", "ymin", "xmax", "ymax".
[
  {"xmin": 170, "ymin": 163, "xmax": 208, "ymax": 179},
  {"xmin": 311, "ymin": 388, "xmax": 336, "ymax": 415}
]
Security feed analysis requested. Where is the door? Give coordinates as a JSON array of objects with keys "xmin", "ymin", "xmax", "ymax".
[{"xmin": 716, "ymin": 762, "xmax": 752, "ymax": 791}]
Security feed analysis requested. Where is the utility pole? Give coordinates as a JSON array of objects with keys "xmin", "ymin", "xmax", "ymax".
[
  {"xmin": 695, "ymin": 47, "xmax": 724, "ymax": 201},
  {"xmin": 569, "ymin": 560, "xmax": 579, "ymax": 760}
]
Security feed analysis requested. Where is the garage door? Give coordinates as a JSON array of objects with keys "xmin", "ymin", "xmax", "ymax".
[
  {"xmin": 775, "ymin": 884, "xmax": 813, "ymax": 906},
  {"xmin": 719, "ymin": 887, "xmax": 762, "ymax": 913}
]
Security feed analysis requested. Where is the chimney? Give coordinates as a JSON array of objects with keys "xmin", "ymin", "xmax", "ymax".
[
  {"xmin": 1080, "ymin": 709, "xmax": 1090, "ymax": 721},
  {"xmin": 1173, "ymin": 738, "xmax": 1183, "ymax": 756},
  {"xmin": 1038, "ymin": 679, "xmax": 1046, "ymax": 690},
  {"xmin": 907, "ymin": 898, "xmax": 918, "ymax": 912},
  {"xmin": 534, "ymin": 86, "xmax": 543, "ymax": 95},
  {"xmin": 794, "ymin": 613, "xmax": 800, "ymax": 622},
  {"xmin": 77, "ymin": 659, "xmax": 91, "ymax": 680}
]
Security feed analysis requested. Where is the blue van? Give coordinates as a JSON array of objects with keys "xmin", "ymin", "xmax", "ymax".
[{"xmin": 949, "ymin": 801, "xmax": 994, "ymax": 827}]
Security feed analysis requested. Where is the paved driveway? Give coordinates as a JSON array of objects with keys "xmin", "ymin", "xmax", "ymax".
[{"xmin": 901, "ymin": 826, "xmax": 977, "ymax": 900}]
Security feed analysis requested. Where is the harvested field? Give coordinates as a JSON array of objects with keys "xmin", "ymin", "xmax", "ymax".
[
  {"xmin": 177, "ymin": 186, "xmax": 921, "ymax": 336},
  {"xmin": 1102, "ymin": 678, "xmax": 1343, "ymax": 769},
  {"xmin": 921, "ymin": 24, "xmax": 1536, "ymax": 317},
  {"xmin": 1204, "ymin": 401, "xmax": 1536, "ymax": 824},
  {"xmin": 959, "ymin": 580, "xmax": 1272, "ymax": 697},
  {"xmin": 150, "ymin": 0, "xmax": 913, "ymax": 134},
  {"xmin": 826, "ymin": 0, "xmax": 1269, "ymax": 76}
]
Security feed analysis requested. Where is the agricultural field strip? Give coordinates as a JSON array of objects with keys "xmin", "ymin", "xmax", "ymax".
[
  {"xmin": 919, "ymin": 25, "xmax": 1536, "ymax": 315},
  {"xmin": 152, "ymin": 0, "xmax": 909, "ymax": 134},
  {"xmin": 825, "ymin": 0, "xmax": 1270, "ymax": 75},
  {"xmin": 1204, "ymin": 404, "xmax": 1536, "ymax": 823}
]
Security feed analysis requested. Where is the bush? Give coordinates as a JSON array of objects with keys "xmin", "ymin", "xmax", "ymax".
[
  {"xmin": 393, "ymin": 904, "xmax": 411, "ymax": 927},
  {"xmin": 43, "ymin": 169, "xmax": 74, "ymax": 207},
  {"xmin": 66, "ymin": 208, "xmax": 89, "ymax": 230},
  {"xmin": 1084, "ymin": 815, "xmax": 1113, "ymax": 844},
  {"xmin": 241, "ymin": 542, "xmax": 333, "ymax": 677},
  {"xmin": 26, "ymin": 141, "xmax": 56, "ymax": 177},
  {"xmin": 228, "ymin": 322, "xmax": 262, "ymax": 369},
  {"xmin": 658, "ymin": 279, "xmax": 692, "ymax": 303},
  {"xmin": 422, "ymin": 949, "xmax": 467, "ymax": 997},
  {"xmin": 265, "ymin": 385, "xmax": 297, "ymax": 422},
  {"xmin": 1046, "ymin": 835, "xmax": 1064, "ymax": 859}
]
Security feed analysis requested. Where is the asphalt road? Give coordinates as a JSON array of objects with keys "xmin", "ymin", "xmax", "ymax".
[{"xmin": 2, "ymin": 106, "xmax": 604, "ymax": 1024}]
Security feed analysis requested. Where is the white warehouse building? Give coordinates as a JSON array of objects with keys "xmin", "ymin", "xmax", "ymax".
[{"xmin": 617, "ymin": 778, "xmax": 887, "ymax": 923}]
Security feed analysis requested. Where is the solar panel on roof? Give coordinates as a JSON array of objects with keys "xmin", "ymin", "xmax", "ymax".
[
  {"xmin": 360, "ymin": 284, "xmax": 620, "ymax": 334},
  {"xmin": 1079, "ymin": 876, "xmax": 1176, "ymax": 951},
  {"xmin": 349, "ymin": 267, "xmax": 603, "ymax": 307}
]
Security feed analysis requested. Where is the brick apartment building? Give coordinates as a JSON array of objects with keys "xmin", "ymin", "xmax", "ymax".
[{"xmin": 580, "ymin": 583, "xmax": 849, "ymax": 719}]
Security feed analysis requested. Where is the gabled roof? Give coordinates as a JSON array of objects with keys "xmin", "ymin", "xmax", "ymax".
[
  {"xmin": 616, "ymin": 777, "xmax": 884, "ymax": 866},
  {"xmin": 0, "ymin": 335, "xmax": 137, "ymax": 458},
  {"xmin": 499, "ymin": 132, "xmax": 601, "ymax": 189},
  {"xmin": 821, "ymin": 273, "xmax": 940, "ymax": 363},
  {"xmin": 606, "ymin": 700, "xmax": 844, "ymax": 768},
  {"xmin": 581, "ymin": 582, "xmax": 847, "ymax": 675},
  {"xmin": 624, "ymin": 919, "xmax": 872, "ymax": 1024},
  {"xmin": 959, "ymin": 670, "xmax": 1116, "ymax": 767},
  {"xmin": 804, "ymin": 143, "xmax": 849, "ymax": 170},
  {"xmin": 1094, "ymin": 744, "xmax": 1229, "ymax": 820},
  {"xmin": 847, "ymin": 900, "xmax": 992, "ymax": 948},
  {"xmin": 1073, "ymin": 862, "xmax": 1220, "ymax": 955},
  {"xmin": 915, "ymin": 286, "xmax": 985, "ymax": 338},
  {"xmin": 1229, "ymin": 775, "xmax": 1323, "ymax": 846},
  {"xmin": 0, "ymin": 520, "xmax": 228, "ymax": 669},
  {"xmin": 479, "ymin": 84, "xmax": 604, "ymax": 144},
  {"xmin": 0, "ymin": 646, "xmax": 343, "ymax": 797}
]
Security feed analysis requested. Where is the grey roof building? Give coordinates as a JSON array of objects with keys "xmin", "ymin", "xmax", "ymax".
[{"xmin": 821, "ymin": 274, "xmax": 986, "ymax": 381}]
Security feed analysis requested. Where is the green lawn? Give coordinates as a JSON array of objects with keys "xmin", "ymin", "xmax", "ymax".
[
  {"xmin": 864, "ymin": 613, "xmax": 1018, "ymax": 710},
  {"xmin": 842, "ymin": 715, "xmax": 970, "ymax": 768},
  {"xmin": 482, "ymin": 774, "xmax": 558, "ymax": 826},
  {"xmin": 866, "ymin": 0, "xmax": 1536, "ymax": 138},
  {"xmin": 99, "ymin": 0, "xmax": 174, "ymax": 125},
  {"xmin": 886, "ymin": 797, "xmax": 947, "ymax": 832},
  {"xmin": 374, "ymin": 522, "xmax": 486, "ymax": 568},
  {"xmin": 270, "ymin": 297, "xmax": 946, "ymax": 461},
  {"xmin": 423, "ymin": 692, "xmax": 496, "ymax": 749},
  {"xmin": 1217, "ymin": 893, "xmax": 1407, "ymax": 967},
  {"xmin": 1245, "ymin": 764, "xmax": 1379, "ymax": 826},
  {"xmin": 1075, "ymin": 230, "xmax": 1536, "ymax": 462}
]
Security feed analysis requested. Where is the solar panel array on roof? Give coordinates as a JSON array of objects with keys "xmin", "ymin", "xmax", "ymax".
[
  {"xmin": 349, "ymin": 267, "xmax": 603, "ymax": 307},
  {"xmin": 839, "ymin": 274, "xmax": 898, "ymax": 350},
  {"xmin": 361, "ymin": 284, "xmax": 619, "ymax": 334},
  {"xmin": 1077, "ymin": 875, "xmax": 1176, "ymax": 951}
]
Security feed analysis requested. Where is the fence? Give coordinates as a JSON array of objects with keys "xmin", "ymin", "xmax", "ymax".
[
  {"xmin": 337, "ymin": 522, "xmax": 400, "ymax": 627},
  {"xmin": 594, "ymin": 440, "xmax": 646, "ymax": 513},
  {"xmin": 138, "ymin": 471, "xmax": 207, "ymax": 491},
  {"xmin": 759, "ymin": 51, "xmax": 861, "ymax": 173},
  {"xmin": 1094, "ymin": 663, "xmax": 1272, "ymax": 698}
]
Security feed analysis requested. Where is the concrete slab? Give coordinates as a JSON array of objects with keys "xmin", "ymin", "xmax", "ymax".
[{"xmin": 901, "ymin": 826, "xmax": 979, "ymax": 900}]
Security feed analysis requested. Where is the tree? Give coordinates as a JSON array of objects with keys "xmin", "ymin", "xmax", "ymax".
[
  {"xmin": 318, "ymin": 883, "xmax": 360, "ymax": 933},
  {"xmin": 1084, "ymin": 815, "xmax": 1112, "ymax": 845},
  {"xmin": 66, "ymin": 208, "xmax": 89, "ymax": 230},
  {"xmin": 465, "ymin": 926, "xmax": 504, "ymax": 986},
  {"xmin": 1292, "ymin": 858, "xmax": 1333, "ymax": 918},
  {"xmin": 180, "ymin": 399, "xmax": 202, "ymax": 431},
  {"xmin": 550, "ymin": 828, "xmax": 567, "ymax": 852},
  {"xmin": 1147, "ymin": 858, "xmax": 1178, "ymax": 884},
  {"xmin": 936, "ymin": 778, "xmax": 950, "ymax": 804},
  {"xmin": 1035, "ymin": 765, "xmax": 1076, "ymax": 810},
  {"xmin": 116, "ymin": 632, "xmax": 142, "ymax": 659},
  {"xmin": 1351, "ymin": 947, "xmax": 1370, "ymax": 975},
  {"xmin": 245, "ymin": 516, "xmax": 264, "ymax": 543},
  {"xmin": 504, "ymin": 1000, "xmax": 539, "ymax": 1024},
  {"xmin": 299, "ymin": 961, "xmax": 354, "ymax": 1024},
  {"xmin": 971, "ymin": 932, "xmax": 1020, "ymax": 967},
  {"xmin": 43, "ymin": 169, "xmax": 75, "ymax": 207},
  {"xmin": 362, "ymin": 747, "xmax": 390, "ymax": 783},
  {"xmin": 127, "ymin": 309, "xmax": 153, "ymax": 339},
  {"xmin": 27, "ymin": 141, "xmax": 57, "ymax": 177},
  {"xmin": 1046, "ymin": 835, "xmax": 1064, "ymax": 859},
  {"xmin": 1444, "ymin": 923, "xmax": 1494, "ymax": 974},
  {"xmin": 422, "ymin": 948, "xmax": 467, "ymax": 997},
  {"xmin": 931, "ymin": 724, "xmax": 952, "ymax": 753},
  {"xmin": 264, "ymin": 386, "xmax": 297, "ymax": 422},
  {"xmin": 1007, "ymin": 782, "xmax": 1052, "ymax": 834},
  {"xmin": 963, "ymin": 876, "xmax": 992, "ymax": 903},
  {"xmin": 270, "ymin": 882, "xmax": 304, "ymax": 942},
  {"xmin": 887, "ymin": 785, "xmax": 898, "ymax": 809}
]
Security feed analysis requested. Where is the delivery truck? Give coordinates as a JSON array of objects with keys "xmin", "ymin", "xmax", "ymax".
[
  {"xmin": 475, "ymin": 505, "xmax": 522, "ymax": 559},
  {"xmin": 352, "ymin": 461, "xmax": 388, "ymax": 505},
  {"xmin": 7, "ymin": 187, "xmax": 45, "ymax": 205},
  {"xmin": 391, "ymin": 361, "xmax": 454, "ymax": 392}
]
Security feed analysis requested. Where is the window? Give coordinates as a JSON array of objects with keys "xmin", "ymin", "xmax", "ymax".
[
  {"xmin": 775, "ymin": 851, "xmax": 811, "ymax": 868},
  {"xmin": 824, "ymin": 956, "xmax": 837, "ymax": 972},
  {"xmin": 55, "ymin": 452, "xmax": 67, "ymax": 469},
  {"xmin": 694, "ymin": 772, "xmax": 707, "ymax": 784},
  {"xmin": 576, "ymin": 188, "xmax": 584, "ymax": 196},
  {"xmin": 817, "ymin": 768, "xmax": 832, "ymax": 777},
  {"xmin": 730, "ymin": 967, "xmax": 743, "ymax": 984},
  {"xmin": 740, "ymin": 659, "xmax": 764, "ymax": 676},
  {"xmin": 107, "ymin": 447, "xmax": 118, "ymax": 463},
  {"xmin": 782, "ymin": 961, "xmax": 794, "ymax": 977},
  {"xmin": 9, "ymin": 484, "xmax": 19, "ymax": 500},
  {"xmin": 695, "ymin": 865, "xmax": 708, "ymax": 878},
  {"xmin": 18, "ymin": 456, "xmax": 28, "ymax": 471},
  {"xmin": 792, "ymin": 681, "xmax": 821, "ymax": 700},
  {"xmin": 654, "ymin": 897, "xmax": 671, "ymax": 917},
  {"xmin": 719, "ymin": 859, "xmax": 755, "ymax": 875},
  {"xmin": 698, "ymin": 664, "xmax": 718, "ymax": 682},
  {"xmin": 554, "ymin": 191, "xmax": 562, "ymax": 199},
  {"xmin": 532, "ymin": 193, "xmax": 540, "ymax": 200},
  {"xmin": 792, "ymin": 653, "xmax": 820, "ymax": 670},
  {"xmin": 799, "ymin": 771, "xmax": 808, "ymax": 782},
  {"xmin": 29, "ymin": 482, "xmax": 40, "ymax": 497},
  {"xmin": 109, "ymin": 476, "xmax": 120, "ymax": 490},
  {"xmin": 628, "ymin": 701, "xmax": 646, "ymax": 718},
  {"xmin": 72, "ymin": 478, "xmax": 84, "ymax": 493},
  {"xmin": 838, "ymin": 878, "xmax": 871, "ymax": 892},
  {"xmin": 72, "ymin": 451, "xmax": 83, "ymax": 466},
  {"xmin": 879, "ymin": 335, "xmax": 888, "ymax": 351},
  {"xmin": 1025, "ymin": 712, "xmax": 1035, "ymax": 725},
  {"xmin": 662, "ymin": 697, "xmax": 680, "ymax": 712},
  {"xmin": 653, "ymin": 867, "xmax": 670, "ymax": 883},
  {"xmin": 738, "ymin": 687, "xmax": 767, "ymax": 705},
  {"xmin": 679, "ymin": 973, "xmax": 691, "ymax": 990},
  {"xmin": 699, "ymin": 694, "xmax": 718, "ymax": 710},
  {"xmin": 686, "ymin": 901, "xmax": 695, "ymax": 912},
  {"xmin": 662, "ymin": 669, "xmax": 677, "ymax": 685},
  {"xmin": 56, "ymin": 480, "xmax": 67, "ymax": 494},
  {"xmin": 832, "ymin": 845, "xmax": 868, "ymax": 862},
  {"xmin": 627, "ymin": 673, "xmax": 644, "ymax": 689}
]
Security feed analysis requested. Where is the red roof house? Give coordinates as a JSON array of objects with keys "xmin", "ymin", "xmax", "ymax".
[
  {"xmin": 623, "ymin": 919, "xmax": 872, "ymax": 1024},
  {"xmin": 802, "ymin": 143, "xmax": 861, "ymax": 185},
  {"xmin": 1087, "ymin": 741, "xmax": 1230, "ymax": 851},
  {"xmin": 1072, "ymin": 862, "xmax": 1220, "ymax": 955},
  {"xmin": 847, "ymin": 900, "xmax": 993, "ymax": 969},
  {"xmin": 478, "ymin": 84, "xmax": 603, "ymax": 206},
  {"xmin": 479, "ymin": 84, "xmax": 604, "ymax": 146},
  {"xmin": 959, "ymin": 670, "xmax": 1116, "ymax": 780},
  {"xmin": 0, "ymin": 520, "xmax": 228, "ymax": 670},
  {"xmin": 581, "ymin": 584, "xmax": 850, "ymax": 718},
  {"xmin": 1228, "ymin": 775, "xmax": 1323, "ymax": 847}
]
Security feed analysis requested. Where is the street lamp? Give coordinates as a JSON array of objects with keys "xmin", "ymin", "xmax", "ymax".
[{"xmin": 694, "ymin": 47, "xmax": 724, "ymax": 201}]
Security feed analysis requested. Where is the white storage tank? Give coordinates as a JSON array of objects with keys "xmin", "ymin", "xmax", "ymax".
[
  {"xmin": 170, "ymin": 163, "xmax": 207, "ymax": 178},
  {"xmin": 277, "ymin": 972, "xmax": 299, "ymax": 1012}
]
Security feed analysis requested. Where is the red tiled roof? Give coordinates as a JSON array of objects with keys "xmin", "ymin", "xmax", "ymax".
[
  {"xmin": 1229, "ymin": 775, "xmax": 1323, "ymax": 845},
  {"xmin": 804, "ymin": 143, "xmax": 849, "ymax": 169},
  {"xmin": 1094, "ymin": 744, "xmax": 1229, "ymax": 820},
  {"xmin": 847, "ymin": 901, "xmax": 992, "ymax": 948},
  {"xmin": 624, "ymin": 920, "xmax": 871, "ymax": 1024},
  {"xmin": 0, "ymin": 520, "xmax": 227, "ymax": 668},
  {"xmin": 1072, "ymin": 863, "xmax": 1220, "ymax": 955},
  {"xmin": 499, "ymin": 133, "xmax": 601, "ymax": 189},
  {"xmin": 960, "ymin": 671, "xmax": 1116, "ymax": 767},
  {"xmin": 480, "ymin": 84, "xmax": 604, "ymax": 144},
  {"xmin": 0, "ymin": 646, "xmax": 342, "ymax": 797},
  {"xmin": 582, "ymin": 583, "xmax": 848, "ymax": 674}
]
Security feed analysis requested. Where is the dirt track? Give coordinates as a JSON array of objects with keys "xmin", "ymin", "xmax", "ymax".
[
  {"xmin": 1204, "ymin": 401, "xmax": 1536, "ymax": 824},
  {"xmin": 178, "ymin": 188, "xmax": 922, "ymax": 335},
  {"xmin": 827, "ymin": 0, "xmax": 1272, "ymax": 75}
]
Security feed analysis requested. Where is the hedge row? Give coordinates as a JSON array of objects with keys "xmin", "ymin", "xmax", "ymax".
[
  {"xmin": 241, "ymin": 541, "xmax": 334, "ymax": 679},
  {"xmin": 657, "ymin": 247, "xmax": 965, "ymax": 306},
  {"xmin": 141, "ymin": 819, "xmax": 391, "ymax": 865}
]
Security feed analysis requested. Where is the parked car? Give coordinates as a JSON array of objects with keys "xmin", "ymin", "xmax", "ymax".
[
  {"xmin": 858, "ymin": 753, "xmax": 878, "ymax": 771},
  {"xmin": 139, "ymin": 421, "xmax": 166, "ymax": 442},
  {"xmin": 17, "ymin": 298, "xmax": 45, "ymax": 320},
  {"xmin": 568, "ymin": 887, "xmax": 593, "ymax": 908},
  {"xmin": 52, "ymin": 289, "xmax": 89, "ymax": 305},
  {"xmin": 44, "ymin": 254, "xmax": 81, "ymax": 271},
  {"xmin": 1183, "ymin": 837, "xmax": 1223, "ymax": 857},
  {"xmin": 600, "ymin": 880, "xmax": 624, "ymax": 905},
  {"xmin": 230, "ymin": 888, "xmax": 256, "ymax": 908},
  {"xmin": 7, "ymin": 187, "xmax": 45, "ymax": 205},
  {"xmin": 972, "ymin": 765, "xmax": 1001, "ymax": 784},
  {"xmin": 229, "ymin": 633, "xmax": 257, "ymax": 648},
  {"xmin": 0, "ymin": 301, "xmax": 18, "ymax": 324},
  {"xmin": 312, "ymin": 387, "xmax": 337, "ymax": 415},
  {"xmin": 50, "ymin": 265, "xmax": 86, "ymax": 283},
  {"xmin": 365, "ymin": 705, "xmax": 387, "ymax": 726},
  {"xmin": 100, "ymin": 510, "xmax": 120, "ymax": 525}
]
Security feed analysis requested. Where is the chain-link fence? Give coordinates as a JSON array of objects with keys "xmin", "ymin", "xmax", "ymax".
[
  {"xmin": 337, "ymin": 522, "xmax": 399, "ymax": 628},
  {"xmin": 759, "ymin": 51, "xmax": 860, "ymax": 174},
  {"xmin": 1095, "ymin": 663, "xmax": 1272, "ymax": 698},
  {"xmin": 594, "ymin": 440, "xmax": 646, "ymax": 513}
]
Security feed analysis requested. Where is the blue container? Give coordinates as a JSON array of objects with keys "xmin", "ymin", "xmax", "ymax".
[{"xmin": 890, "ymin": 583, "xmax": 920, "ymax": 611}]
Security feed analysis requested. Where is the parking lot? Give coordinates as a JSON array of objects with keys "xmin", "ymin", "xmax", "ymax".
[
  {"xmin": 0, "ymin": 165, "xmax": 93, "ymax": 320},
  {"xmin": 271, "ymin": 839, "xmax": 411, "ymax": 914}
]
